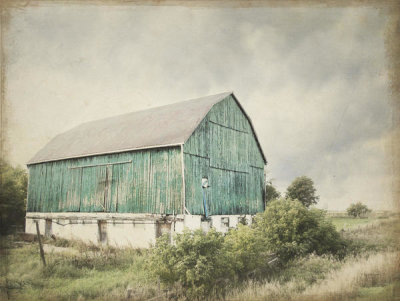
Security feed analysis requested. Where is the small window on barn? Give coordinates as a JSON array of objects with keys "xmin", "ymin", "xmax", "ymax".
[
  {"xmin": 156, "ymin": 222, "xmax": 171, "ymax": 239},
  {"xmin": 45, "ymin": 219, "xmax": 52, "ymax": 238},
  {"xmin": 98, "ymin": 220, "xmax": 107, "ymax": 244},
  {"xmin": 221, "ymin": 217, "xmax": 229, "ymax": 228}
]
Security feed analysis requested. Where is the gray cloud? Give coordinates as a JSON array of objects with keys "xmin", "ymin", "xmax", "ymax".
[{"xmin": 4, "ymin": 5, "xmax": 393, "ymax": 210}]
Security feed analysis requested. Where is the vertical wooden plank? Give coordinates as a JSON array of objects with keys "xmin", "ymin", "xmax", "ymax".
[
  {"xmin": 53, "ymin": 162, "xmax": 62, "ymax": 212},
  {"xmin": 30, "ymin": 166, "xmax": 38, "ymax": 212},
  {"xmin": 114, "ymin": 162, "xmax": 132, "ymax": 213},
  {"xmin": 175, "ymin": 147, "xmax": 184, "ymax": 214},
  {"xmin": 66, "ymin": 167, "xmax": 81, "ymax": 212},
  {"xmin": 138, "ymin": 152, "xmax": 145, "ymax": 213},
  {"xmin": 33, "ymin": 165, "xmax": 41, "ymax": 212},
  {"xmin": 105, "ymin": 164, "xmax": 114, "ymax": 212},
  {"xmin": 27, "ymin": 166, "xmax": 37, "ymax": 212},
  {"xmin": 130, "ymin": 153, "xmax": 137, "ymax": 213},
  {"xmin": 132, "ymin": 151, "xmax": 149, "ymax": 213},
  {"xmin": 51, "ymin": 162, "xmax": 59, "ymax": 212},
  {"xmin": 38, "ymin": 164, "xmax": 47, "ymax": 212},
  {"xmin": 145, "ymin": 151, "xmax": 152, "ymax": 213},
  {"xmin": 149, "ymin": 150, "xmax": 168, "ymax": 214},
  {"xmin": 62, "ymin": 162, "xmax": 72, "ymax": 212},
  {"xmin": 96, "ymin": 166, "xmax": 107, "ymax": 211},
  {"xmin": 51, "ymin": 162, "xmax": 60, "ymax": 212},
  {"xmin": 56, "ymin": 161, "xmax": 65, "ymax": 212},
  {"xmin": 111, "ymin": 163, "xmax": 120, "ymax": 212},
  {"xmin": 79, "ymin": 167, "xmax": 89, "ymax": 211},
  {"xmin": 42, "ymin": 163, "xmax": 50, "ymax": 212}
]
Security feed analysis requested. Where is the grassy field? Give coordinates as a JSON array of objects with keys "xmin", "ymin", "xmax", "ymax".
[
  {"xmin": 329, "ymin": 216, "xmax": 375, "ymax": 230},
  {"xmin": 0, "ymin": 239, "xmax": 156, "ymax": 300},
  {"xmin": 1, "ymin": 215, "xmax": 399, "ymax": 300},
  {"xmin": 328, "ymin": 211, "xmax": 396, "ymax": 231}
]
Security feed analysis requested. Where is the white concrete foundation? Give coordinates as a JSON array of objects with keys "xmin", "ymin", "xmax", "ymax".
[{"xmin": 25, "ymin": 213, "xmax": 254, "ymax": 248}]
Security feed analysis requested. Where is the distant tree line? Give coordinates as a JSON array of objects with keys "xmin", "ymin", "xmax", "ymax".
[{"xmin": 266, "ymin": 176, "xmax": 372, "ymax": 217}]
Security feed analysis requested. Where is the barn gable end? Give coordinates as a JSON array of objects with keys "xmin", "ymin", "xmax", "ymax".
[{"xmin": 183, "ymin": 94, "xmax": 265, "ymax": 215}]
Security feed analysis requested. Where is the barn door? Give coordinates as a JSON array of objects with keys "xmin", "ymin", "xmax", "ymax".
[{"xmin": 80, "ymin": 165, "xmax": 113, "ymax": 212}]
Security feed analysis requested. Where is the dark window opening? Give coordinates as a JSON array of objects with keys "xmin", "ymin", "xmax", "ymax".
[
  {"xmin": 98, "ymin": 220, "xmax": 107, "ymax": 244},
  {"xmin": 156, "ymin": 222, "xmax": 171, "ymax": 239},
  {"xmin": 45, "ymin": 219, "xmax": 52, "ymax": 237}
]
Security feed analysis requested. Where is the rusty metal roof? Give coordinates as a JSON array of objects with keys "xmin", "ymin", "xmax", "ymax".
[{"xmin": 28, "ymin": 92, "xmax": 266, "ymax": 165}]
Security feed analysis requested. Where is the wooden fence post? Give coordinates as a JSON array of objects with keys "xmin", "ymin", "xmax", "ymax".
[{"xmin": 35, "ymin": 220, "xmax": 46, "ymax": 266}]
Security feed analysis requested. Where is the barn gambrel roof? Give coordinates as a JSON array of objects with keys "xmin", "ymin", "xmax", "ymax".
[{"xmin": 28, "ymin": 92, "xmax": 266, "ymax": 165}]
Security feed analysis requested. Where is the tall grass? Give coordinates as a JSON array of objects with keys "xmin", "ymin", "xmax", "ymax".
[
  {"xmin": 301, "ymin": 252, "xmax": 399, "ymax": 300},
  {"xmin": 1, "ymin": 238, "xmax": 157, "ymax": 300},
  {"xmin": 227, "ymin": 252, "xmax": 399, "ymax": 301}
]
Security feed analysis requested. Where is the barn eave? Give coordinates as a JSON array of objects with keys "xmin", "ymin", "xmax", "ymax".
[{"xmin": 26, "ymin": 142, "xmax": 184, "ymax": 166}]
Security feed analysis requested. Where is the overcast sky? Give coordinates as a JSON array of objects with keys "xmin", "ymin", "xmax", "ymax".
[{"xmin": 4, "ymin": 4, "xmax": 395, "ymax": 210}]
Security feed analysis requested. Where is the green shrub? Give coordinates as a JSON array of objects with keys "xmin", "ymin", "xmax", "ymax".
[
  {"xmin": 254, "ymin": 198, "xmax": 346, "ymax": 262},
  {"xmin": 148, "ymin": 229, "xmax": 234, "ymax": 299},
  {"xmin": 347, "ymin": 202, "xmax": 372, "ymax": 218},
  {"xmin": 224, "ymin": 224, "xmax": 273, "ymax": 279},
  {"xmin": 147, "ymin": 200, "xmax": 350, "ymax": 298},
  {"xmin": 0, "ymin": 159, "xmax": 27, "ymax": 234}
]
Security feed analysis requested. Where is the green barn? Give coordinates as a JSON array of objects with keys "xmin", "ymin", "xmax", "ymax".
[{"xmin": 25, "ymin": 92, "xmax": 266, "ymax": 247}]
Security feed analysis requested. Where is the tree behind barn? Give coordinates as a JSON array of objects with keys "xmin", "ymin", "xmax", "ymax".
[
  {"xmin": 265, "ymin": 182, "xmax": 280, "ymax": 205},
  {"xmin": 285, "ymin": 176, "xmax": 319, "ymax": 208}
]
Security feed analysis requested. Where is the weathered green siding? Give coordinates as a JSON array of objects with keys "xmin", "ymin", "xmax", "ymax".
[
  {"xmin": 27, "ymin": 94, "xmax": 265, "ymax": 217},
  {"xmin": 27, "ymin": 147, "xmax": 183, "ymax": 214},
  {"xmin": 184, "ymin": 95, "xmax": 265, "ymax": 215}
]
